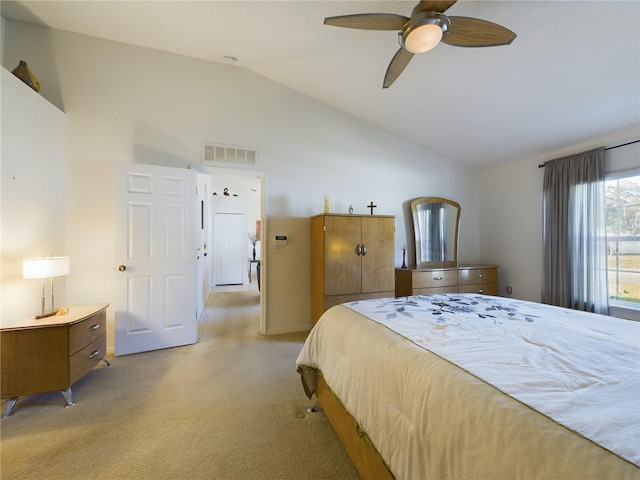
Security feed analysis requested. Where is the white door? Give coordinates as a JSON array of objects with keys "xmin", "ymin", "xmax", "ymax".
[
  {"xmin": 214, "ymin": 212, "xmax": 245, "ymax": 285},
  {"xmin": 114, "ymin": 163, "xmax": 198, "ymax": 355}
]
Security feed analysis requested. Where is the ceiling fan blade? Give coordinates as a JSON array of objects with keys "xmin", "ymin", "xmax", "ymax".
[
  {"xmin": 383, "ymin": 48, "xmax": 415, "ymax": 89},
  {"xmin": 443, "ymin": 16, "xmax": 516, "ymax": 47},
  {"xmin": 414, "ymin": 0, "xmax": 458, "ymax": 14},
  {"xmin": 324, "ymin": 13, "xmax": 409, "ymax": 31}
]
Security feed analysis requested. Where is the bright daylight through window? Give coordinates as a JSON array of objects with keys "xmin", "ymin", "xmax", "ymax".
[{"xmin": 605, "ymin": 172, "xmax": 640, "ymax": 305}]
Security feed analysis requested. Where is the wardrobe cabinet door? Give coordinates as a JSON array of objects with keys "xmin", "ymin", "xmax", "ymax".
[
  {"xmin": 324, "ymin": 215, "xmax": 362, "ymax": 296},
  {"xmin": 361, "ymin": 217, "xmax": 395, "ymax": 294}
]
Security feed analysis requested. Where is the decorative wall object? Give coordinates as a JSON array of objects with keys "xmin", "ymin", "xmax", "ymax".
[{"xmin": 11, "ymin": 60, "xmax": 40, "ymax": 92}]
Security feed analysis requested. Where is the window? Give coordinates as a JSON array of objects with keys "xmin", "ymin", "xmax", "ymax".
[{"xmin": 605, "ymin": 170, "xmax": 640, "ymax": 306}]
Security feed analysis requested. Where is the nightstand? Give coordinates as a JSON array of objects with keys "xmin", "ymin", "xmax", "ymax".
[{"xmin": 1, "ymin": 304, "xmax": 110, "ymax": 416}]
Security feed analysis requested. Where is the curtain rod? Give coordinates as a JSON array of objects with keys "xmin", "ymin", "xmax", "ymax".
[{"xmin": 537, "ymin": 139, "xmax": 640, "ymax": 168}]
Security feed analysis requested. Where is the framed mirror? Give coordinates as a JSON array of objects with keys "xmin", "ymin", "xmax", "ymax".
[{"xmin": 411, "ymin": 197, "xmax": 461, "ymax": 269}]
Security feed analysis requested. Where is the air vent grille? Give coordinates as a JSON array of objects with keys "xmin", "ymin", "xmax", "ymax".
[{"xmin": 201, "ymin": 142, "xmax": 257, "ymax": 168}]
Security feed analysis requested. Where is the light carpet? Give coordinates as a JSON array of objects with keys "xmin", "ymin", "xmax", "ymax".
[{"xmin": 0, "ymin": 291, "xmax": 359, "ymax": 480}]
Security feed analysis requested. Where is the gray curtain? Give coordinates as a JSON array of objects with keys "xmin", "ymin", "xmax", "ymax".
[{"xmin": 542, "ymin": 146, "xmax": 609, "ymax": 314}]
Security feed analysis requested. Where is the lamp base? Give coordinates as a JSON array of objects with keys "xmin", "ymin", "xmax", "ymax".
[{"xmin": 36, "ymin": 309, "xmax": 58, "ymax": 319}]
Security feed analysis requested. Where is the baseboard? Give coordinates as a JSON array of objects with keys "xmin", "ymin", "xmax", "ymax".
[{"xmin": 263, "ymin": 324, "xmax": 311, "ymax": 335}]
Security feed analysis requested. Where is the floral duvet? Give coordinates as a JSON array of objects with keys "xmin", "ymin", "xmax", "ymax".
[{"xmin": 297, "ymin": 294, "xmax": 640, "ymax": 479}]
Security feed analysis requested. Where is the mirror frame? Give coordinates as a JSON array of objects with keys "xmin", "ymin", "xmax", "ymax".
[{"xmin": 411, "ymin": 196, "xmax": 461, "ymax": 269}]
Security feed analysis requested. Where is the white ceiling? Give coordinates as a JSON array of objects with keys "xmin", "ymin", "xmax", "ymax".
[{"xmin": 2, "ymin": 0, "xmax": 639, "ymax": 170}]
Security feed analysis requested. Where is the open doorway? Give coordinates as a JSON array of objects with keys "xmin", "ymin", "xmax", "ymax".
[{"xmin": 198, "ymin": 170, "xmax": 265, "ymax": 334}]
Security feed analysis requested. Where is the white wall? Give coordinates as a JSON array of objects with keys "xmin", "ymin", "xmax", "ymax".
[
  {"xmin": 2, "ymin": 20, "xmax": 479, "ymax": 342},
  {"xmin": 478, "ymin": 124, "xmax": 640, "ymax": 303},
  {"xmin": 0, "ymin": 68, "xmax": 67, "ymax": 322}
]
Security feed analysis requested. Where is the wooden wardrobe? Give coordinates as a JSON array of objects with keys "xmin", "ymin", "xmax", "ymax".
[{"xmin": 311, "ymin": 214, "xmax": 395, "ymax": 325}]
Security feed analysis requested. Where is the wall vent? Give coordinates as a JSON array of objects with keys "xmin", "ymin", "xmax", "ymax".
[{"xmin": 201, "ymin": 142, "xmax": 258, "ymax": 169}]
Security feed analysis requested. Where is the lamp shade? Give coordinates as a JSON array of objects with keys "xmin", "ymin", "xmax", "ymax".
[{"xmin": 23, "ymin": 257, "xmax": 70, "ymax": 279}]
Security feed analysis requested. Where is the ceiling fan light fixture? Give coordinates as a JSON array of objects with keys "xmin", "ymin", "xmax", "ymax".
[{"xmin": 401, "ymin": 13, "xmax": 449, "ymax": 54}]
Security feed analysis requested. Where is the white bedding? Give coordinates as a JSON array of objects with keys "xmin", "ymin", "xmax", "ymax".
[{"xmin": 296, "ymin": 294, "xmax": 640, "ymax": 479}]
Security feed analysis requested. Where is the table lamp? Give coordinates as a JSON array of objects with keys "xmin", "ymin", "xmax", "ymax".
[{"xmin": 23, "ymin": 256, "xmax": 70, "ymax": 319}]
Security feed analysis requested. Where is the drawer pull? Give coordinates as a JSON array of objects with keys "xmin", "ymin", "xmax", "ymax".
[
  {"xmin": 478, "ymin": 289, "xmax": 484, "ymax": 294},
  {"xmin": 89, "ymin": 324, "xmax": 100, "ymax": 332},
  {"xmin": 88, "ymin": 350, "xmax": 101, "ymax": 359},
  {"xmin": 433, "ymin": 276, "xmax": 444, "ymax": 281},
  {"xmin": 477, "ymin": 274, "xmax": 484, "ymax": 278}
]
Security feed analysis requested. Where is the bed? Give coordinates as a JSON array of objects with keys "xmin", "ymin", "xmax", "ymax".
[{"xmin": 296, "ymin": 294, "xmax": 640, "ymax": 479}]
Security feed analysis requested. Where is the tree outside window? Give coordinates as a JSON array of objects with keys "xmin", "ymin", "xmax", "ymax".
[{"xmin": 605, "ymin": 174, "xmax": 640, "ymax": 304}]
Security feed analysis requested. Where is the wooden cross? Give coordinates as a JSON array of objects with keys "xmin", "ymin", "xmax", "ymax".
[{"xmin": 367, "ymin": 201, "xmax": 377, "ymax": 215}]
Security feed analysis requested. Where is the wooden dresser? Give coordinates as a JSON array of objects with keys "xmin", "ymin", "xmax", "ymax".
[
  {"xmin": 395, "ymin": 265, "xmax": 498, "ymax": 297},
  {"xmin": 1, "ymin": 303, "xmax": 109, "ymax": 416},
  {"xmin": 311, "ymin": 214, "xmax": 395, "ymax": 325}
]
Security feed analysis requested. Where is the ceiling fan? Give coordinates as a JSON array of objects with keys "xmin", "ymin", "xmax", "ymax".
[{"xmin": 324, "ymin": 0, "xmax": 516, "ymax": 88}]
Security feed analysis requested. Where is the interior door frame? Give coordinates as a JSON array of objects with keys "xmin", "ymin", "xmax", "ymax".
[
  {"xmin": 203, "ymin": 166, "xmax": 267, "ymax": 335},
  {"xmin": 257, "ymin": 173, "xmax": 267, "ymax": 335}
]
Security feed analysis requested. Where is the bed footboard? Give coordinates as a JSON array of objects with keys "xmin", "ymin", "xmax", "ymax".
[{"xmin": 317, "ymin": 372, "xmax": 394, "ymax": 480}]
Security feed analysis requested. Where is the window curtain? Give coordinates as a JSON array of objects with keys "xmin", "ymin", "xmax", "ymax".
[{"xmin": 542, "ymin": 146, "xmax": 609, "ymax": 314}]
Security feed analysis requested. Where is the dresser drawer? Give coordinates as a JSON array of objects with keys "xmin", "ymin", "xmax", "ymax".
[
  {"xmin": 458, "ymin": 267, "xmax": 497, "ymax": 286},
  {"xmin": 69, "ymin": 310, "xmax": 106, "ymax": 355},
  {"xmin": 458, "ymin": 283, "xmax": 498, "ymax": 295},
  {"xmin": 396, "ymin": 266, "xmax": 499, "ymax": 298},
  {"xmin": 70, "ymin": 334, "xmax": 106, "ymax": 385},
  {"xmin": 412, "ymin": 269, "xmax": 458, "ymax": 289},
  {"xmin": 413, "ymin": 286, "xmax": 459, "ymax": 295}
]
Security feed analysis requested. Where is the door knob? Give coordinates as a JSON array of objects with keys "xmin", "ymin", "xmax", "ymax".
[{"xmin": 118, "ymin": 265, "xmax": 126, "ymax": 272}]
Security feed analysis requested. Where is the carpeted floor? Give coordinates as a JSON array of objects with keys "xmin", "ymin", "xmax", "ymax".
[{"xmin": 0, "ymin": 291, "xmax": 360, "ymax": 480}]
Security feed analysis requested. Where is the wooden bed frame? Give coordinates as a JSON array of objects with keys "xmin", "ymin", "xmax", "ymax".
[
  {"xmin": 316, "ymin": 372, "xmax": 394, "ymax": 480},
  {"xmin": 304, "ymin": 301, "xmax": 640, "ymax": 480}
]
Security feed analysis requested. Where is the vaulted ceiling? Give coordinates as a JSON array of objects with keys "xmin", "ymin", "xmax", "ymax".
[{"xmin": 2, "ymin": 0, "xmax": 639, "ymax": 170}]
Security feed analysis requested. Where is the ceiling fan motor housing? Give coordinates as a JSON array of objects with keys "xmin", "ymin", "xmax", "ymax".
[{"xmin": 401, "ymin": 12, "xmax": 450, "ymax": 53}]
